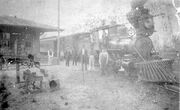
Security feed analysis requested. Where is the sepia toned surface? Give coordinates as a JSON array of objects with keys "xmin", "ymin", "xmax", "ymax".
[{"xmin": 0, "ymin": 0, "xmax": 180, "ymax": 110}]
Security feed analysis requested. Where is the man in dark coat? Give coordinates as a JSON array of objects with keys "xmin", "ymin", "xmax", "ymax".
[
  {"xmin": 72, "ymin": 49, "xmax": 78, "ymax": 66},
  {"xmin": 65, "ymin": 50, "xmax": 71, "ymax": 67}
]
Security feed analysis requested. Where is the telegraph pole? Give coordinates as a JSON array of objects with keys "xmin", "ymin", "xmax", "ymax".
[{"xmin": 57, "ymin": 0, "xmax": 60, "ymax": 64}]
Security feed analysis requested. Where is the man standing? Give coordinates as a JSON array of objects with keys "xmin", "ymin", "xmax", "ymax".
[
  {"xmin": 48, "ymin": 50, "xmax": 54, "ymax": 65},
  {"xmin": 99, "ymin": 48, "xmax": 109, "ymax": 75},
  {"xmin": 88, "ymin": 47, "xmax": 95, "ymax": 71},
  {"xmin": 81, "ymin": 46, "xmax": 88, "ymax": 71},
  {"xmin": 65, "ymin": 50, "xmax": 71, "ymax": 67},
  {"xmin": 60, "ymin": 51, "xmax": 64, "ymax": 61},
  {"xmin": 72, "ymin": 49, "xmax": 78, "ymax": 66}
]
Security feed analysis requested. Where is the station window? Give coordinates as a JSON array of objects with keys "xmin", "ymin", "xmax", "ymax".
[
  {"xmin": 0, "ymin": 33, "xmax": 11, "ymax": 55},
  {"xmin": 25, "ymin": 42, "xmax": 31, "ymax": 47}
]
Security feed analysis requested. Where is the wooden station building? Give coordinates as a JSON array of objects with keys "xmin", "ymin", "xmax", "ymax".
[
  {"xmin": 0, "ymin": 16, "xmax": 57, "ymax": 61},
  {"xmin": 0, "ymin": 16, "xmax": 57, "ymax": 82}
]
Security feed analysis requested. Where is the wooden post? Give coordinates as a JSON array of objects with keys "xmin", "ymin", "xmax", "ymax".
[
  {"xmin": 14, "ymin": 35, "xmax": 20, "ymax": 83},
  {"xmin": 57, "ymin": 0, "xmax": 60, "ymax": 64},
  {"xmin": 83, "ymin": 68, "xmax": 85, "ymax": 84},
  {"xmin": 16, "ymin": 63, "xmax": 20, "ymax": 83}
]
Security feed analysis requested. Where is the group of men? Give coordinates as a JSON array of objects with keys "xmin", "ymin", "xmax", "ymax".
[
  {"xmin": 63, "ymin": 49, "xmax": 79, "ymax": 67},
  {"xmin": 60, "ymin": 45, "xmax": 109, "ymax": 74},
  {"xmin": 62, "ymin": 46, "xmax": 109, "ymax": 75},
  {"xmin": 63, "ymin": 47, "xmax": 90, "ymax": 69}
]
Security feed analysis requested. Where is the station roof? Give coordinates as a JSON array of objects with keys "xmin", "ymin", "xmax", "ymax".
[
  {"xmin": 0, "ymin": 16, "xmax": 62, "ymax": 33},
  {"xmin": 91, "ymin": 24, "xmax": 125, "ymax": 31},
  {"xmin": 40, "ymin": 35, "xmax": 57, "ymax": 41},
  {"xmin": 41, "ymin": 32, "xmax": 90, "ymax": 41},
  {"xmin": 60, "ymin": 32, "xmax": 90, "ymax": 38}
]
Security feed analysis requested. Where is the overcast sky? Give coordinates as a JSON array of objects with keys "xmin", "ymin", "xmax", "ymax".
[{"xmin": 0, "ymin": 0, "xmax": 131, "ymax": 33}]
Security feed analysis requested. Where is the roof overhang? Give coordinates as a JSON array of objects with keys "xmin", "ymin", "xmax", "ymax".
[
  {"xmin": 91, "ymin": 24, "xmax": 125, "ymax": 32},
  {"xmin": 40, "ymin": 36, "xmax": 57, "ymax": 41},
  {"xmin": 0, "ymin": 16, "xmax": 61, "ymax": 33},
  {"xmin": 60, "ymin": 32, "xmax": 90, "ymax": 38}
]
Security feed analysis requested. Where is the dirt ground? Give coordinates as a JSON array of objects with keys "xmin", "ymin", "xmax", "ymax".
[{"xmin": 1, "ymin": 64, "xmax": 180, "ymax": 110}]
